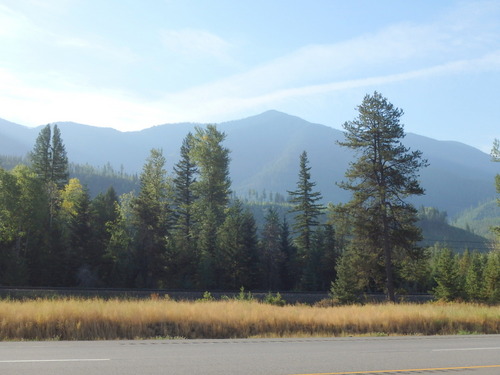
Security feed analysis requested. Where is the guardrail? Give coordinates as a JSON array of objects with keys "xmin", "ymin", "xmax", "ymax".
[{"xmin": 0, "ymin": 286, "xmax": 433, "ymax": 304}]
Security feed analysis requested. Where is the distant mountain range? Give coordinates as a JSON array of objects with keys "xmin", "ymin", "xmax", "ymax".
[{"xmin": 0, "ymin": 110, "xmax": 497, "ymax": 217}]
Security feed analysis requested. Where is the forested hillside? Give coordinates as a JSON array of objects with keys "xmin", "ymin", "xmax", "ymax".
[
  {"xmin": 0, "ymin": 97, "xmax": 498, "ymax": 302},
  {"xmin": 0, "ymin": 110, "xmax": 497, "ymax": 216}
]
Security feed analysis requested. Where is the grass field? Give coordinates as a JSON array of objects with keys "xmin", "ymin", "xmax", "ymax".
[{"xmin": 0, "ymin": 297, "xmax": 499, "ymax": 341}]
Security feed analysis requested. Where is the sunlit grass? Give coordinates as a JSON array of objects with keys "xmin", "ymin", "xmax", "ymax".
[{"xmin": 0, "ymin": 298, "xmax": 498, "ymax": 341}]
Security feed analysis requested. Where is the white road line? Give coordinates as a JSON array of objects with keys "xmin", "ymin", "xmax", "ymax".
[
  {"xmin": 0, "ymin": 359, "xmax": 110, "ymax": 363},
  {"xmin": 433, "ymin": 347, "xmax": 500, "ymax": 352}
]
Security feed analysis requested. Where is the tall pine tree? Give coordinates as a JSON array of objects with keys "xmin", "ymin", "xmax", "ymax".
[
  {"xmin": 338, "ymin": 92, "xmax": 428, "ymax": 301},
  {"xmin": 133, "ymin": 148, "xmax": 171, "ymax": 288},
  {"xmin": 288, "ymin": 151, "xmax": 323, "ymax": 288},
  {"xmin": 190, "ymin": 125, "xmax": 231, "ymax": 288}
]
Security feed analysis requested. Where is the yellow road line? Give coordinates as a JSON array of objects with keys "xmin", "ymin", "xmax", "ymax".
[{"xmin": 291, "ymin": 364, "xmax": 500, "ymax": 375}]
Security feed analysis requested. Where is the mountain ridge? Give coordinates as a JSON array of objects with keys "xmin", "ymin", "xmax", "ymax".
[{"xmin": 0, "ymin": 111, "xmax": 496, "ymax": 216}]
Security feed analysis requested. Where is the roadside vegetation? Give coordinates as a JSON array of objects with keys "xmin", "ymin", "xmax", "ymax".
[{"xmin": 0, "ymin": 297, "xmax": 499, "ymax": 341}]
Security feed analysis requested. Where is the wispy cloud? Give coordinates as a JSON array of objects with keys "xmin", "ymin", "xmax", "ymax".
[
  {"xmin": 0, "ymin": 0, "xmax": 498, "ymax": 137},
  {"xmin": 155, "ymin": 50, "xmax": 500, "ymax": 124},
  {"xmin": 152, "ymin": 0, "xmax": 500, "ymax": 122},
  {"xmin": 160, "ymin": 28, "xmax": 234, "ymax": 64}
]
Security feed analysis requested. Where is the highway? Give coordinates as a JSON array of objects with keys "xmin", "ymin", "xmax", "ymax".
[{"xmin": 1, "ymin": 335, "xmax": 499, "ymax": 375}]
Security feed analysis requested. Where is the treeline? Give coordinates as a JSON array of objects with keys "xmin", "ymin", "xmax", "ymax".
[
  {"xmin": 0, "ymin": 123, "xmax": 336, "ymax": 291},
  {"xmin": 0, "ymin": 92, "xmax": 499, "ymax": 303}
]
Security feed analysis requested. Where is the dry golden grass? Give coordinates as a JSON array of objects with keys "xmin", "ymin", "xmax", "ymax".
[{"xmin": 0, "ymin": 298, "xmax": 499, "ymax": 341}]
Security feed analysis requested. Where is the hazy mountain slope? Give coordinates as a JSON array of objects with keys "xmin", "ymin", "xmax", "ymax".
[
  {"xmin": 452, "ymin": 199, "xmax": 500, "ymax": 240},
  {"xmin": 0, "ymin": 111, "xmax": 496, "ymax": 216}
]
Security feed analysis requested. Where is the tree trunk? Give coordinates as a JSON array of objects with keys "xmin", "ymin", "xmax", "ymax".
[{"xmin": 382, "ymin": 212, "xmax": 396, "ymax": 302}]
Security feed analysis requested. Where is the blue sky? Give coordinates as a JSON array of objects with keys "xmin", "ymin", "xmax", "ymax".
[{"xmin": 0, "ymin": 0, "xmax": 499, "ymax": 151}]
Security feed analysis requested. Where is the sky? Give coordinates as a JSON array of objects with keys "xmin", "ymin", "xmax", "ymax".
[{"xmin": 0, "ymin": 0, "xmax": 499, "ymax": 152}]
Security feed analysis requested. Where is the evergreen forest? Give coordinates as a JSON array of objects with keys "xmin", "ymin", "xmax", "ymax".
[{"xmin": 0, "ymin": 93, "xmax": 498, "ymax": 303}]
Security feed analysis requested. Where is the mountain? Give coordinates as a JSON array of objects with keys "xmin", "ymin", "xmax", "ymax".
[
  {"xmin": 0, "ymin": 110, "xmax": 497, "ymax": 216},
  {"xmin": 452, "ymin": 198, "xmax": 500, "ymax": 240}
]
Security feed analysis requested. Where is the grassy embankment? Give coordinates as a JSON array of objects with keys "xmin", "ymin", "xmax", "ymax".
[{"xmin": 0, "ymin": 297, "xmax": 499, "ymax": 341}]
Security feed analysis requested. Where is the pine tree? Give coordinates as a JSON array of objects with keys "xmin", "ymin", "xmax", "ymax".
[
  {"xmin": 280, "ymin": 217, "xmax": 298, "ymax": 290},
  {"xmin": 169, "ymin": 133, "xmax": 199, "ymax": 288},
  {"xmin": 104, "ymin": 193, "xmax": 135, "ymax": 287},
  {"xmin": 216, "ymin": 200, "xmax": 259, "ymax": 289},
  {"xmin": 482, "ymin": 250, "xmax": 500, "ymax": 303},
  {"xmin": 30, "ymin": 125, "xmax": 51, "ymax": 183},
  {"xmin": 50, "ymin": 125, "xmax": 69, "ymax": 189},
  {"xmin": 338, "ymin": 92, "xmax": 428, "ymax": 301},
  {"xmin": 133, "ymin": 148, "xmax": 171, "ymax": 288},
  {"xmin": 173, "ymin": 132, "xmax": 198, "ymax": 240},
  {"xmin": 189, "ymin": 125, "xmax": 231, "ymax": 287},
  {"xmin": 30, "ymin": 124, "xmax": 69, "ymax": 229},
  {"xmin": 464, "ymin": 251, "xmax": 485, "ymax": 302},
  {"xmin": 68, "ymin": 187, "xmax": 95, "ymax": 286},
  {"xmin": 288, "ymin": 151, "xmax": 323, "ymax": 287},
  {"xmin": 433, "ymin": 247, "xmax": 461, "ymax": 301},
  {"xmin": 259, "ymin": 208, "xmax": 285, "ymax": 290},
  {"xmin": 330, "ymin": 250, "xmax": 361, "ymax": 304},
  {"xmin": 30, "ymin": 124, "xmax": 68, "ymax": 188}
]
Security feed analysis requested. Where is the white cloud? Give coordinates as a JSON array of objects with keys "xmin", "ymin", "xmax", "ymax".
[
  {"xmin": 160, "ymin": 28, "xmax": 234, "ymax": 64},
  {"xmin": 0, "ymin": 4, "xmax": 39, "ymax": 38},
  {"xmin": 154, "ymin": 50, "xmax": 500, "ymax": 124},
  {"xmin": 1, "ymin": 0, "xmax": 498, "ymax": 136}
]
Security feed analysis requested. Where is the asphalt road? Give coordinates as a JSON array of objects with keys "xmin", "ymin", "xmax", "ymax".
[{"xmin": 1, "ymin": 335, "xmax": 499, "ymax": 375}]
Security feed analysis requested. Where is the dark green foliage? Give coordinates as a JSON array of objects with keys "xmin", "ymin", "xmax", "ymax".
[
  {"xmin": 259, "ymin": 208, "xmax": 285, "ymax": 290},
  {"xmin": 167, "ymin": 133, "xmax": 199, "ymax": 288},
  {"xmin": 338, "ymin": 92, "xmax": 428, "ymax": 301},
  {"xmin": 190, "ymin": 125, "xmax": 232, "ymax": 288},
  {"xmin": 173, "ymin": 132, "xmax": 198, "ymax": 242},
  {"xmin": 191, "ymin": 125, "xmax": 231, "ymax": 222},
  {"xmin": 67, "ymin": 188, "xmax": 95, "ymax": 286},
  {"xmin": 30, "ymin": 124, "xmax": 68, "ymax": 189},
  {"xmin": 132, "ymin": 149, "xmax": 171, "ymax": 288},
  {"xmin": 464, "ymin": 251, "xmax": 485, "ymax": 301},
  {"xmin": 330, "ymin": 250, "xmax": 361, "ymax": 304},
  {"xmin": 288, "ymin": 151, "xmax": 324, "ymax": 255},
  {"xmin": 1, "ymin": 119, "xmax": 498, "ymax": 300},
  {"xmin": 216, "ymin": 201, "xmax": 260, "ymax": 289},
  {"xmin": 103, "ymin": 193, "xmax": 136, "ymax": 287},
  {"xmin": 483, "ymin": 250, "xmax": 500, "ymax": 302},
  {"xmin": 279, "ymin": 217, "xmax": 298, "ymax": 290},
  {"xmin": 432, "ymin": 247, "xmax": 462, "ymax": 301}
]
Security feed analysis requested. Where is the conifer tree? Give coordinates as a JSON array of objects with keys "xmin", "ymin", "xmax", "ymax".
[
  {"xmin": 433, "ymin": 247, "xmax": 461, "ymax": 301},
  {"xmin": 288, "ymin": 151, "xmax": 323, "ymax": 286},
  {"xmin": 169, "ymin": 133, "xmax": 199, "ymax": 288},
  {"xmin": 189, "ymin": 125, "xmax": 231, "ymax": 288},
  {"xmin": 30, "ymin": 124, "xmax": 68, "ymax": 188},
  {"xmin": 104, "ymin": 192, "xmax": 135, "ymax": 287},
  {"xmin": 68, "ymin": 187, "xmax": 95, "ymax": 286},
  {"xmin": 133, "ymin": 148, "xmax": 171, "ymax": 288},
  {"xmin": 464, "ymin": 251, "xmax": 485, "ymax": 302},
  {"xmin": 259, "ymin": 208, "xmax": 285, "ymax": 290},
  {"xmin": 280, "ymin": 217, "xmax": 298, "ymax": 290},
  {"xmin": 216, "ymin": 200, "xmax": 259, "ymax": 289},
  {"xmin": 483, "ymin": 250, "xmax": 500, "ymax": 302},
  {"xmin": 330, "ymin": 250, "xmax": 361, "ymax": 304},
  {"xmin": 173, "ymin": 132, "xmax": 198, "ymax": 242},
  {"xmin": 30, "ymin": 124, "xmax": 69, "ymax": 229},
  {"xmin": 338, "ymin": 92, "xmax": 428, "ymax": 301}
]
